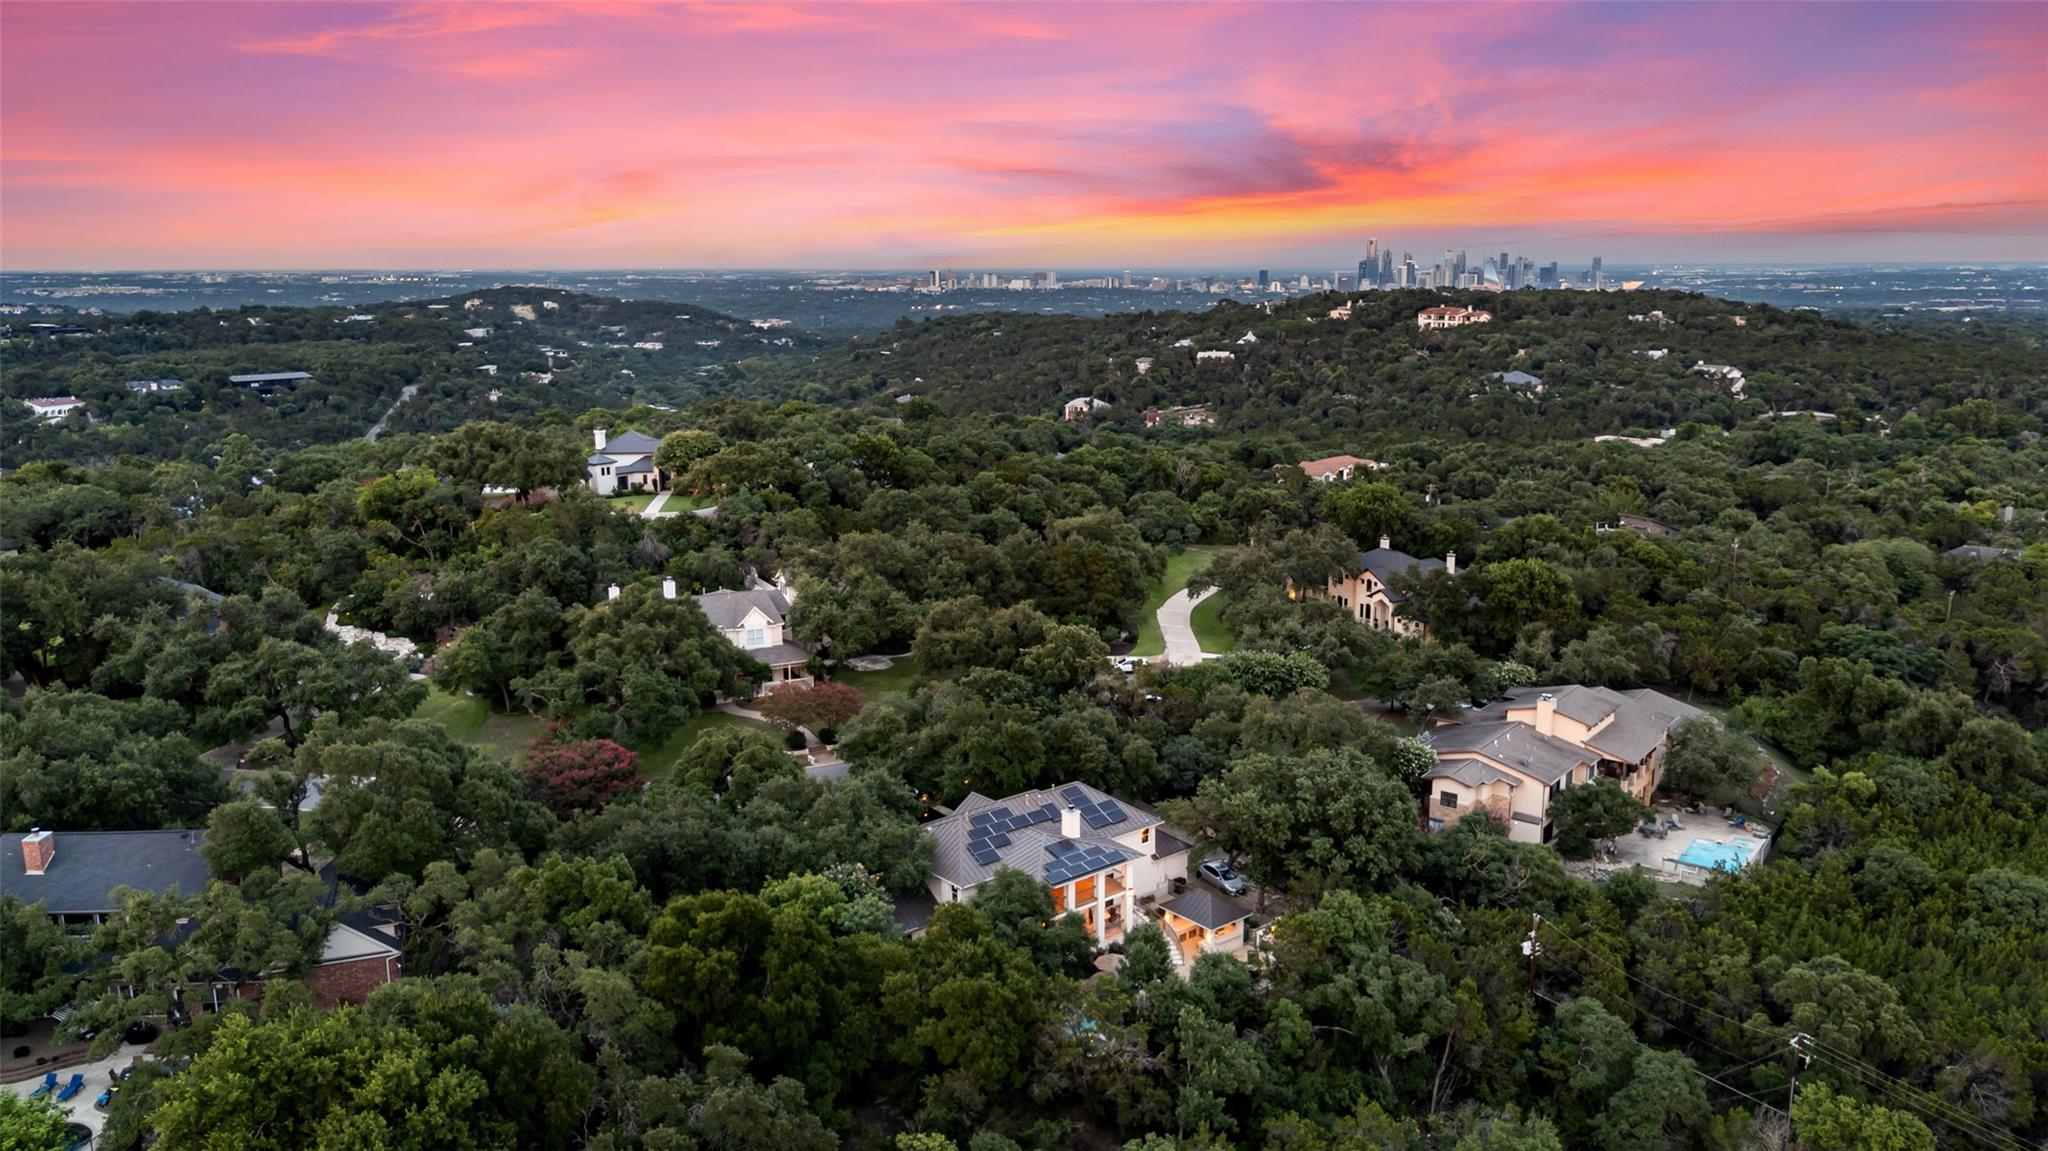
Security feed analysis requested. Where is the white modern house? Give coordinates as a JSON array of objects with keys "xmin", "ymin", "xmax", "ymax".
[
  {"xmin": 585, "ymin": 428, "xmax": 662, "ymax": 496},
  {"xmin": 1417, "ymin": 306, "xmax": 1492, "ymax": 330},
  {"xmin": 1062, "ymin": 396, "xmax": 1109, "ymax": 421}
]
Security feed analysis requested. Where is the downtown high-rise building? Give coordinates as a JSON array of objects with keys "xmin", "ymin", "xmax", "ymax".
[
  {"xmin": 1257, "ymin": 269, "xmax": 1270, "ymax": 289},
  {"xmin": 1380, "ymin": 250, "xmax": 1394, "ymax": 286},
  {"xmin": 1590, "ymin": 257, "xmax": 1604, "ymax": 289}
]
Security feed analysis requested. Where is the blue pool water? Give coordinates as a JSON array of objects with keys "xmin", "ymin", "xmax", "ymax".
[{"xmin": 1675, "ymin": 837, "xmax": 1757, "ymax": 873}]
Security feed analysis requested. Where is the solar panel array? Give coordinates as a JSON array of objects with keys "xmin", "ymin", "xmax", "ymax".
[
  {"xmin": 1057, "ymin": 786, "xmax": 1130, "ymax": 830},
  {"xmin": 1044, "ymin": 839, "xmax": 1129, "ymax": 885},
  {"xmin": 965, "ymin": 802, "xmax": 1059, "ymax": 866}
]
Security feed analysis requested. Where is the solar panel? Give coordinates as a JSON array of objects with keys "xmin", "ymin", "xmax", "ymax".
[
  {"xmin": 988, "ymin": 806, "xmax": 1013, "ymax": 822},
  {"xmin": 969, "ymin": 845, "xmax": 1001, "ymax": 865},
  {"xmin": 1033, "ymin": 803, "xmax": 1058, "ymax": 823},
  {"xmin": 987, "ymin": 831, "xmax": 1012, "ymax": 848},
  {"xmin": 968, "ymin": 811, "xmax": 996, "ymax": 828}
]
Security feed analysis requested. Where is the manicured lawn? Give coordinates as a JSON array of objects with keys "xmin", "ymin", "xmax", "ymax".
[
  {"xmin": 609, "ymin": 490, "xmax": 661, "ymax": 514},
  {"xmin": 634, "ymin": 710, "xmax": 777, "ymax": 777},
  {"xmin": 1130, "ymin": 545, "xmax": 1225, "ymax": 657},
  {"xmin": 414, "ymin": 687, "xmax": 548, "ymax": 764},
  {"xmin": 1188, "ymin": 591, "xmax": 1238, "ymax": 654},
  {"xmin": 663, "ymin": 491, "xmax": 707, "ymax": 512},
  {"xmin": 834, "ymin": 660, "xmax": 918, "ymax": 698}
]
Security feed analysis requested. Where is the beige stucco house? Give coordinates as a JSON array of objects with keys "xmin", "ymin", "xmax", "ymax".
[
  {"xmin": 1301, "ymin": 536, "xmax": 1456, "ymax": 639},
  {"xmin": 914, "ymin": 782, "xmax": 1194, "ymax": 949},
  {"xmin": 1422, "ymin": 685, "xmax": 1709, "ymax": 845}
]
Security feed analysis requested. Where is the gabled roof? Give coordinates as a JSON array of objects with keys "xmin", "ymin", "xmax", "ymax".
[
  {"xmin": 1160, "ymin": 888, "xmax": 1250, "ymax": 931},
  {"xmin": 927, "ymin": 781, "xmax": 1163, "ymax": 888},
  {"xmin": 1423, "ymin": 757, "xmax": 1522, "ymax": 788},
  {"xmin": 1298, "ymin": 453, "xmax": 1374, "ymax": 477},
  {"xmin": 587, "ymin": 452, "xmax": 617, "ymax": 466},
  {"xmin": 1355, "ymin": 546, "xmax": 1445, "ymax": 602},
  {"xmin": 601, "ymin": 430, "xmax": 663, "ymax": 455},
  {"xmin": 613, "ymin": 456, "xmax": 656, "ymax": 475},
  {"xmin": 2, "ymin": 830, "xmax": 212, "ymax": 915},
  {"xmin": 1424, "ymin": 721, "xmax": 1590, "ymax": 785},
  {"xmin": 1491, "ymin": 370, "xmax": 1543, "ymax": 387},
  {"xmin": 1465, "ymin": 684, "xmax": 1709, "ymax": 766},
  {"xmin": 695, "ymin": 587, "xmax": 791, "ymax": 629}
]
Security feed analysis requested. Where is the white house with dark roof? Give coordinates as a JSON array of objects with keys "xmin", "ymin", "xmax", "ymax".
[
  {"xmin": 1421, "ymin": 685, "xmax": 1711, "ymax": 844},
  {"xmin": 1300, "ymin": 536, "xmax": 1456, "ymax": 639},
  {"xmin": 693, "ymin": 580, "xmax": 811, "ymax": 690},
  {"xmin": 585, "ymin": 428, "xmax": 663, "ymax": 496},
  {"xmin": 916, "ymin": 782, "xmax": 1193, "ymax": 948}
]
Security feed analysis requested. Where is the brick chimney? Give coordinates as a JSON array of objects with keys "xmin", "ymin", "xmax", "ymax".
[
  {"xmin": 593, "ymin": 427, "xmax": 608, "ymax": 451},
  {"xmin": 1534, "ymin": 692, "xmax": 1557, "ymax": 737},
  {"xmin": 1061, "ymin": 805, "xmax": 1082, "ymax": 839},
  {"xmin": 21, "ymin": 829, "xmax": 53, "ymax": 875}
]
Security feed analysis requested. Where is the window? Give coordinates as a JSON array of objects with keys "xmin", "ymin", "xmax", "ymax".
[
  {"xmin": 1438, "ymin": 790, "xmax": 1459, "ymax": 809},
  {"xmin": 948, "ymin": 885, "xmax": 958, "ymax": 902},
  {"xmin": 743, "ymin": 627, "xmax": 766, "ymax": 648}
]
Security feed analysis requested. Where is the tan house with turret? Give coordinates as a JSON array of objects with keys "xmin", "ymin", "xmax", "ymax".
[{"xmin": 1421, "ymin": 685, "xmax": 1709, "ymax": 845}]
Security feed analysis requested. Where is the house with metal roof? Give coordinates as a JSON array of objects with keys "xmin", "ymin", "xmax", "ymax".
[
  {"xmin": 916, "ymin": 782, "xmax": 1193, "ymax": 948},
  {"xmin": 1155, "ymin": 887, "xmax": 1253, "ymax": 965},
  {"xmin": 1420, "ymin": 685, "xmax": 1711, "ymax": 844},
  {"xmin": 229, "ymin": 371, "xmax": 311, "ymax": 397},
  {"xmin": 1298, "ymin": 534, "xmax": 1458, "ymax": 639},
  {"xmin": 585, "ymin": 427, "xmax": 665, "ymax": 496}
]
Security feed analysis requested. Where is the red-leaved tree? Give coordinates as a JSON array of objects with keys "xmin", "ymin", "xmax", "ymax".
[
  {"xmin": 523, "ymin": 737, "xmax": 645, "ymax": 817},
  {"xmin": 756, "ymin": 681, "xmax": 865, "ymax": 737}
]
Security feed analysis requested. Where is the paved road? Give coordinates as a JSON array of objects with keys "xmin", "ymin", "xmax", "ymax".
[
  {"xmin": 1156, "ymin": 585, "xmax": 1219, "ymax": 666},
  {"xmin": 364, "ymin": 383, "xmax": 419, "ymax": 441}
]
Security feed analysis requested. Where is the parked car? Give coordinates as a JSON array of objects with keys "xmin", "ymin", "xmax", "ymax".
[{"xmin": 1198, "ymin": 858, "xmax": 1247, "ymax": 896}]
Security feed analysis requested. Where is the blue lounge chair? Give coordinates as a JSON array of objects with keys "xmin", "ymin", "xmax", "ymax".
[
  {"xmin": 29, "ymin": 1071, "xmax": 57, "ymax": 1097},
  {"xmin": 56, "ymin": 1071, "xmax": 84, "ymax": 1101}
]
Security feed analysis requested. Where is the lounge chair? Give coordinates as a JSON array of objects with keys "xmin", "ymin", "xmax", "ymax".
[
  {"xmin": 56, "ymin": 1071, "xmax": 84, "ymax": 1100},
  {"xmin": 30, "ymin": 1071, "xmax": 56, "ymax": 1097}
]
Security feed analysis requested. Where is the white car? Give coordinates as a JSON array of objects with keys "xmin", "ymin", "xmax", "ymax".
[{"xmin": 1198, "ymin": 858, "xmax": 1247, "ymax": 896}]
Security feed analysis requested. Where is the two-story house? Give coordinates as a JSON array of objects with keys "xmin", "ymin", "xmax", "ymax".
[
  {"xmin": 694, "ymin": 581, "xmax": 812, "ymax": 691},
  {"xmin": 1306, "ymin": 536, "xmax": 1456, "ymax": 639},
  {"xmin": 1421, "ymin": 685, "xmax": 1710, "ymax": 845},
  {"xmin": 3, "ymin": 829, "xmax": 402, "ymax": 1010},
  {"xmin": 586, "ymin": 428, "xmax": 663, "ymax": 496},
  {"xmin": 914, "ymin": 782, "xmax": 1195, "ymax": 950}
]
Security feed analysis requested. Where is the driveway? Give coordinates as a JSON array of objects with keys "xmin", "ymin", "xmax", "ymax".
[{"xmin": 1156, "ymin": 586, "xmax": 1219, "ymax": 666}]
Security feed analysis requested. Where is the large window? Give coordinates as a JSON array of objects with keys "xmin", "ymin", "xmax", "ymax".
[
  {"xmin": 1438, "ymin": 790, "xmax": 1459, "ymax": 809},
  {"xmin": 743, "ymin": 627, "xmax": 767, "ymax": 648}
]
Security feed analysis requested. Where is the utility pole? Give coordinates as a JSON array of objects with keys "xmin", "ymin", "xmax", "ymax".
[
  {"xmin": 1522, "ymin": 913, "xmax": 1543, "ymax": 995},
  {"xmin": 1786, "ymin": 1032, "xmax": 1813, "ymax": 1121}
]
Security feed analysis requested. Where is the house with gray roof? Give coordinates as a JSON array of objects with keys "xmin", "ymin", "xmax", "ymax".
[
  {"xmin": 691, "ymin": 574, "xmax": 812, "ymax": 691},
  {"xmin": 1420, "ymin": 684, "xmax": 1711, "ymax": 845},
  {"xmin": 585, "ymin": 427, "xmax": 665, "ymax": 496},
  {"xmin": 915, "ymin": 781, "xmax": 1193, "ymax": 948},
  {"xmin": 1303, "ymin": 535, "xmax": 1459, "ymax": 639}
]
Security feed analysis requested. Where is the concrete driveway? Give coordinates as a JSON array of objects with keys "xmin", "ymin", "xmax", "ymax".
[{"xmin": 1156, "ymin": 586, "xmax": 1219, "ymax": 666}]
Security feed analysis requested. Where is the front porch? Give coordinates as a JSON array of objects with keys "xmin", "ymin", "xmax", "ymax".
[{"xmin": 1052, "ymin": 869, "xmax": 1134, "ymax": 947}]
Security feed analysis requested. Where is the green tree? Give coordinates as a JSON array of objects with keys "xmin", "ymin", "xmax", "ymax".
[
  {"xmin": 1547, "ymin": 780, "xmax": 1648, "ymax": 859},
  {"xmin": 1661, "ymin": 718, "xmax": 1764, "ymax": 801}
]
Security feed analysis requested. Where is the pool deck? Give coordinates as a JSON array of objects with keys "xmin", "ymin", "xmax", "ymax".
[{"xmin": 1566, "ymin": 803, "xmax": 1773, "ymax": 886}]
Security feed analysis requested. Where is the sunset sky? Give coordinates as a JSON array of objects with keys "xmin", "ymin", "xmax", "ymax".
[{"xmin": 3, "ymin": 1, "xmax": 2045, "ymax": 270}]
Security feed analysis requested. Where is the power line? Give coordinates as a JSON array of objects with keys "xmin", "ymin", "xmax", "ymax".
[{"xmin": 1535, "ymin": 923, "xmax": 2035, "ymax": 1151}]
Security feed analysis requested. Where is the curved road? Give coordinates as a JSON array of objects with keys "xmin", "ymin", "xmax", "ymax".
[
  {"xmin": 1155, "ymin": 585, "xmax": 1219, "ymax": 666},
  {"xmin": 364, "ymin": 383, "xmax": 419, "ymax": 441}
]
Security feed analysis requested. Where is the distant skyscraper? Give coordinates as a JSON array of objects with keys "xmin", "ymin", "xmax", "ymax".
[
  {"xmin": 926, "ymin": 270, "xmax": 939, "ymax": 289},
  {"xmin": 1590, "ymin": 257, "xmax": 1604, "ymax": 289},
  {"xmin": 1381, "ymin": 251, "xmax": 1394, "ymax": 285},
  {"xmin": 1454, "ymin": 250, "xmax": 1468, "ymax": 279},
  {"xmin": 1499, "ymin": 251, "xmax": 1511, "ymax": 277},
  {"xmin": 1358, "ymin": 259, "xmax": 1373, "ymax": 289},
  {"xmin": 1257, "ymin": 269, "xmax": 1270, "ymax": 289}
]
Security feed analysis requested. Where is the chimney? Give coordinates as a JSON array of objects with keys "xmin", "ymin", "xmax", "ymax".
[
  {"xmin": 1445, "ymin": 551, "xmax": 1457, "ymax": 576},
  {"xmin": 606, "ymin": 583, "xmax": 621, "ymax": 601},
  {"xmin": 661, "ymin": 577, "xmax": 677, "ymax": 600},
  {"xmin": 21, "ymin": 829, "xmax": 53, "ymax": 875},
  {"xmin": 593, "ymin": 427, "xmax": 608, "ymax": 451},
  {"xmin": 1534, "ymin": 692, "xmax": 1557, "ymax": 737},
  {"xmin": 1379, "ymin": 534, "xmax": 1391, "ymax": 550},
  {"xmin": 1061, "ymin": 805, "xmax": 1082, "ymax": 839}
]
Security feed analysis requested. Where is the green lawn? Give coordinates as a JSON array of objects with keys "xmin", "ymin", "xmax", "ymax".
[
  {"xmin": 414, "ymin": 687, "xmax": 548, "ymax": 764},
  {"xmin": 634, "ymin": 710, "xmax": 777, "ymax": 777},
  {"xmin": 1188, "ymin": 591, "xmax": 1238, "ymax": 654},
  {"xmin": 1130, "ymin": 546, "xmax": 1225, "ymax": 657},
  {"xmin": 835, "ymin": 659, "xmax": 918, "ymax": 698},
  {"xmin": 609, "ymin": 490, "xmax": 661, "ymax": 513},
  {"xmin": 663, "ymin": 491, "xmax": 707, "ymax": 513}
]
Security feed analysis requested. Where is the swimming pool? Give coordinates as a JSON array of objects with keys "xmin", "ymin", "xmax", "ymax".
[{"xmin": 1675, "ymin": 836, "xmax": 1759, "ymax": 873}]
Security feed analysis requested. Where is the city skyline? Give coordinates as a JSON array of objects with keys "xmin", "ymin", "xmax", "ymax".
[{"xmin": 3, "ymin": 1, "xmax": 2045, "ymax": 270}]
